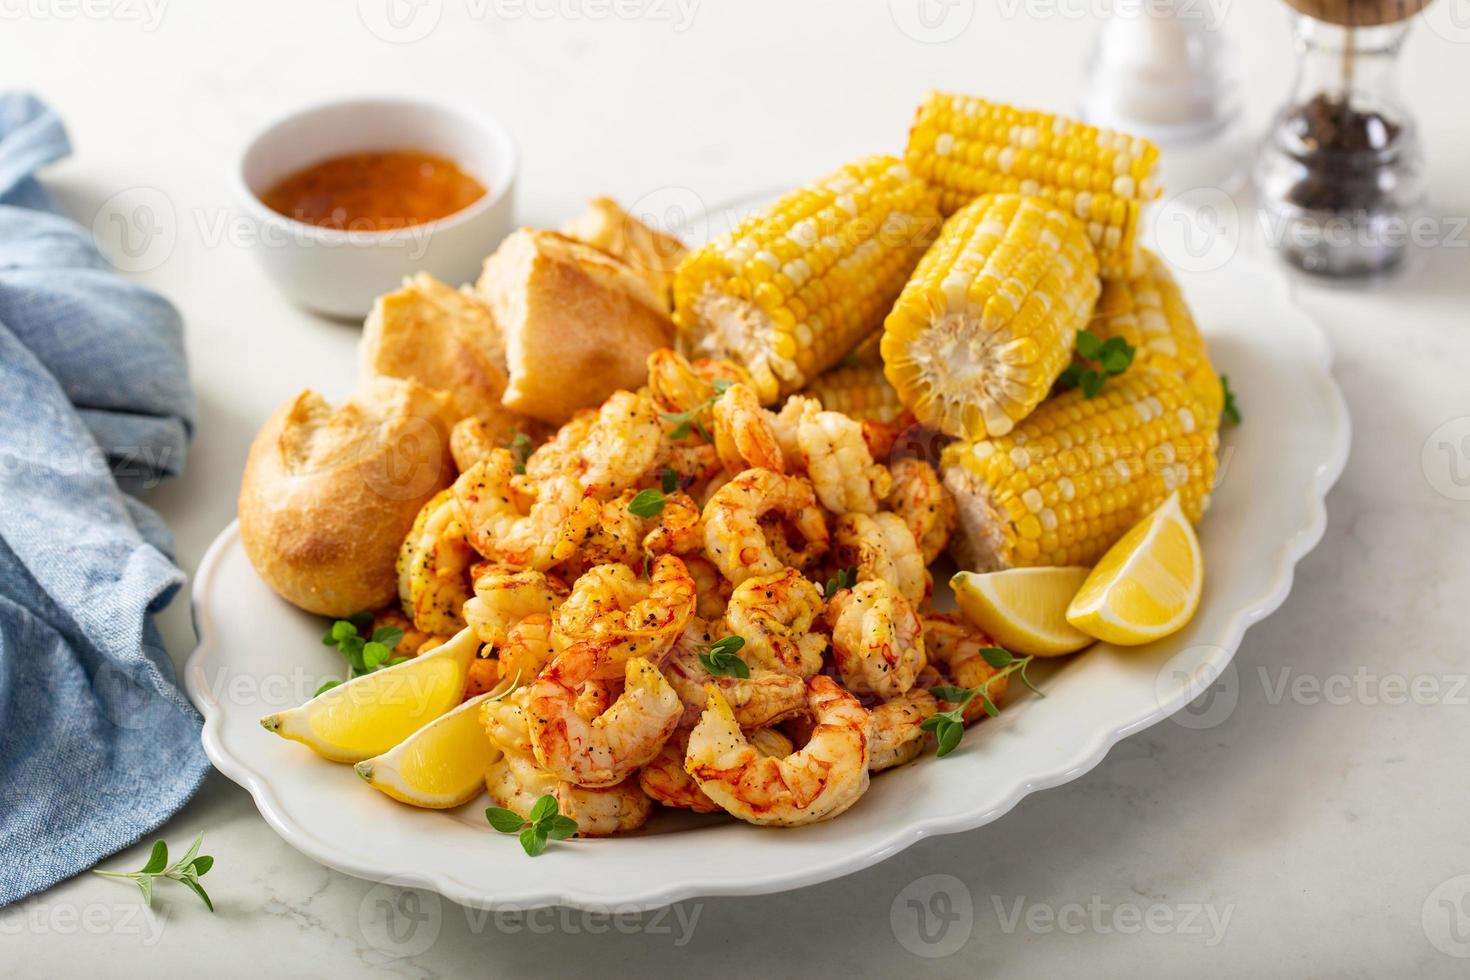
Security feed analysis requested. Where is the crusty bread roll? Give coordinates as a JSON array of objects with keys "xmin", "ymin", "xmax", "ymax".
[
  {"xmin": 239, "ymin": 376, "xmax": 458, "ymax": 617},
  {"xmin": 561, "ymin": 197, "xmax": 687, "ymax": 312},
  {"xmin": 476, "ymin": 229, "xmax": 675, "ymax": 424}
]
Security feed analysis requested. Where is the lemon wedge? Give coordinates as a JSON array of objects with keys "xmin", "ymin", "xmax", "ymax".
[
  {"xmin": 950, "ymin": 566, "xmax": 1095, "ymax": 657},
  {"xmin": 1065, "ymin": 492, "xmax": 1203, "ymax": 645},
  {"xmin": 354, "ymin": 689, "xmax": 503, "ymax": 808},
  {"xmin": 261, "ymin": 627, "xmax": 480, "ymax": 763}
]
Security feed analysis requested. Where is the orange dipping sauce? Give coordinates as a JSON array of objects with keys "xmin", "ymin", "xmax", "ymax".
[{"xmin": 260, "ymin": 150, "xmax": 487, "ymax": 232}]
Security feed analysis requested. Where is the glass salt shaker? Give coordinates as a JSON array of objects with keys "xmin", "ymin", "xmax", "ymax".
[{"xmin": 1254, "ymin": 0, "xmax": 1431, "ymax": 277}]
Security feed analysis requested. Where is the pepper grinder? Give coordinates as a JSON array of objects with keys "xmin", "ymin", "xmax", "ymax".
[{"xmin": 1254, "ymin": 0, "xmax": 1431, "ymax": 277}]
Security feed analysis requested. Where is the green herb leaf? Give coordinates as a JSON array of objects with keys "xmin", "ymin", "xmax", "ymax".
[
  {"xmin": 1075, "ymin": 329, "xmax": 1103, "ymax": 360},
  {"xmin": 190, "ymin": 856, "xmax": 214, "ymax": 877},
  {"xmin": 314, "ymin": 679, "xmax": 340, "ymax": 696},
  {"xmin": 661, "ymin": 466, "xmax": 680, "ymax": 494},
  {"xmin": 711, "ymin": 378, "xmax": 734, "ymax": 395},
  {"xmin": 707, "ymin": 635, "xmax": 745, "ymax": 658},
  {"xmin": 529, "ymin": 795, "xmax": 558, "ymax": 824},
  {"xmin": 520, "ymin": 826, "xmax": 548, "ymax": 857},
  {"xmin": 699, "ymin": 636, "xmax": 750, "ymax": 678},
  {"xmin": 935, "ymin": 720, "xmax": 964, "ymax": 757},
  {"xmin": 1080, "ymin": 370, "xmax": 1106, "ymax": 399},
  {"xmin": 929, "ymin": 686, "xmax": 973, "ymax": 704},
  {"xmin": 486, "ymin": 807, "xmax": 528, "ymax": 834},
  {"xmin": 347, "ymin": 611, "xmax": 374, "ymax": 632},
  {"xmin": 384, "ymin": 656, "xmax": 412, "ymax": 667},
  {"xmin": 628, "ymin": 489, "xmax": 667, "ymax": 518},
  {"xmin": 1100, "ymin": 342, "xmax": 1133, "ymax": 374},
  {"xmin": 141, "ymin": 840, "xmax": 168, "ymax": 875},
  {"xmin": 980, "ymin": 647, "xmax": 1013, "ymax": 668},
  {"xmin": 546, "ymin": 815, "xmax": 579, "ymax": 840},
  {"xmin": 177, "ymin": 875, "xmax": 214, "ymax": 913},
  {"xmin": 1221, "ymin": 374, "xmax": 1241, "ymax": 426},
  {"xmin": 371, "ymin": 626, "xmax": 405, "ymax": 650},
  {"xmin": 362, "ymin": 641, "xmax": 391, "ymax": 670},
  {"xmin": 823, "ymin": 567, "xmax": 857, "ymax": 600},
  {"xmin": 135, "ymin": 876, "xmax": 153, "ymax": 907}
]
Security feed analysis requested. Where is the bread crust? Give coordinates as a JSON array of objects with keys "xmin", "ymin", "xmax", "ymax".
[
  {"xmin": 238, "ymin": 376, "xmax": 458, "ymax": 617},
  {"xmin": 477, "ymin": 229, "xmax": 675, "ymax": 424},
  {"xmin": 560, "ymin": 196, "xmax": 687, "ymax": 311}
]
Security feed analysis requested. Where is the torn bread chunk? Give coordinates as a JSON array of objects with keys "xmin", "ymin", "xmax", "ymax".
[
  {"xmin": 476, "ymin": 229, "xmax": 675, "ymax": 424},
  {"xmin": 561, "ymin": 196, "xmax": 687, "ymax": 312}
]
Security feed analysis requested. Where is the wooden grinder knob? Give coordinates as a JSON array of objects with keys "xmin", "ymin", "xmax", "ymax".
[{"xmin": 1282, "ymin": 0, "xmax": 1434, "ymax": 25}]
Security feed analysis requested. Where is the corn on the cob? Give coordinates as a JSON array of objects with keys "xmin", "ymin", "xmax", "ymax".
[
  {"xmin": 905, "ymin": 92, "xmax": 1161, "ymax": 277},
  {"xmin": 673, "ymin": 155, "xmax": 942, "ymax": 403},
  {"xmin": 1089, "ymin": 249, "xmax": 1223, "ymax": 424},
  {"xmin": 881, "ymin": 194, "xmax": 1101, "ymax": 440},
  {"xmin": 940, "ymin": 369, "xmax": 1218, "ymax": 571},
  {"xmin": 801, "ymin": 363, "xmax": 906, "ymax": 423}
]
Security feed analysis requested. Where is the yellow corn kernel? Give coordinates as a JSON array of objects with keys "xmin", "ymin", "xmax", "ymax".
[
  {"xmin": 882, "ymin": 194, "xmax": 1101, "ymax": 440},
  {"xmin": 801, "ymin": 363, "xmax": 906, "ymax": 424},
  {"xmin": 1088, "ymin": 248, "xmax": 1223, "ymax": 425},
  {"xmin": 905, "ymin": 91, "xmax": 1161, "ymax": 277},
  {"xmin": 940, "ymin": 369, "xmax": 1218, "ymax": 571},
  {"xmin": 673, "ymin": 155, "xmax": 941, "ymax": 403}
]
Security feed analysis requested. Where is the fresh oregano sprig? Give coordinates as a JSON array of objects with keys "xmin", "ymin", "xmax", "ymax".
[
  {"xmin": 93, "ymin": 833, "xmax": 215, "ymax": 911},
  {"xmin": 508, "ymin": 431, "xmax": 535, "ymax": 475},
  {"xmin": 627, "ymin": 488, "xmax": 667, "ymax": 518},
  {"xmin": 660, "ymin": 378, "xmax": 733, "ymax": 441},
  {"xmin": 924, "ymin": 647, "xmax": 1044, "ymax": 758},
  {"xmin": 486, "ymin": 795, "xmax": 579, "ymax": 856},
  {"xmin": 318, "ymin": 616, "xmax": 409, "ymax": 695},
  {"xmin": 698, "ymin": 635, "xmax": 750, "ymax": 678},
  {"xmin": 1060, "ymin": 329, "xmax": 1135, "ymax": 399}
]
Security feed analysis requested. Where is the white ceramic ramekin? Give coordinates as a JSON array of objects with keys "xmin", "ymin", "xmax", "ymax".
[{"xmin": 236, "ymin": 96, "xmax": 517, "ymax": 319}]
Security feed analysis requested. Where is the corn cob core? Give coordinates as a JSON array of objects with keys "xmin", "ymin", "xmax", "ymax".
[
  {"xmin": 905, "ymin": 91, "xmax": 1161, "ymax": 277},
  {"xmin": 1089, "ymin": 249, "xmax": 1223, "ymax": 424},
  {"xmin": 801, "ymin": 363, "xmax": 906, "ymax": 424},
  {"xmin": 940, "ymin": 369, "xmax": 1218, "ymax": 571},
  {"xmin": 882, "ymin": 194, "xmax": 1101, "ymax": 441},
  {"xmin": 672, "ymin": 155, "xmax": 941, "ymax": 404}
]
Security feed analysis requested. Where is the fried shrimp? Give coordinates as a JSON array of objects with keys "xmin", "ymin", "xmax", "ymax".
[
  {"xmin": 832, "ymin": 511, "xmax": 928, "ymax": 607},
  {"xmin": 703, "ymin": 469, "xmax": 829, "ymax": 586},
  {"xmin": 557, "ymin": 491, "xmax": 704, "ymax": 571},
  {"xmin": 724, "ymin": 569, "xmax": 828, "ymax": 678},
  {"xmin": 869, "ymin": 689, "xmax": 939, "ymax": 772},
  {"xmin": 484, "ymin": 691, "xmax": 654, "ymax": 835},
  {"xmin": 397, "ymin": 489, "xmax": 474, "ymax": 635},
  {"xmin": 526, "ymin": 652, "xmax": 682, "ymax": 788},
  {"xmin": 496, "ymin": 612, "xmax": 557, "ymax": 685},
  {"xmin": 829, "ymin": 579, "xmax": 927, "ymax": 700},
  {"xmin": 922, "ymin": 614, "xmax": 1009, "ymax": 723},
  {"xmin": 639, "ymin": 726, "xmax": 795, "ymax": 813},
  {"xmin": 454, "ymin": 450, "xmax": 584, "ymax": 570},
  {"xmin": 663, "ymin": 620, "xmax": 808, "ymax": 730},
  {"xmin": 648, "ymin": 350, "xmax": 753, "ymax": 414},
  {"xmin": 685, "ymin": 676, "xmax": 872, "ymax": 827},
  {"xmin": 712, "ymin": 382, "xmax": 785, "ymax": 474},
  {"xmin": 768, "ymin": 394, "xmax": 818, "ymax": 467},
  {"xmin": 553, "ymin": 557, "xmax": 697, "ymax": 679},
  {"xmin": 572, "ymin": 390, "xmax": 665, "ymax": 496},
  {"xmin": 887, "ymin": 458, "xmax": 956, "ymax": 565},
  {"xmin": 463, "ymin": 568, "xmax": 567, "ymax": 646},
  {"xmin": 798, "ymin": 407, "xmax": 892, "ymax": 515}
]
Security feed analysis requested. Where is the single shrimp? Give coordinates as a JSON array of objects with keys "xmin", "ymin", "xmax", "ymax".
[
  {"xmin": 712, "ymin": 382, "xmax": 785, "ymax": 474},
  {"xmin": 453, "ymin": 450, "xmax": 583, "ymax": 570},
  {"xmin": 463, "ymin": 568, "xmax": 567, "ymax": 646},
  {"xmin": 525, "ymin": 651, "xmax": 682, "ymax": 788},
  {"xmin": 639, "ymin": 726, "xmax": 794, "ymax": 813},
  {"xmin": 483, "ymin": 691, "xmax": 654, "ymax": 836},
  {"xmin": 552, "ymin": 557, "xmax": 697, "ymax": 678},
  {"xmin": 495, "ymin": 613, "xmax": 557, "ymax": 685},
  {"xmin": 572, "ymin": 391, "xmax": 666, "ymax": 497},
  {"xmin": 648, "ymin": 348, "xmax": 714, "ymax": 414},
  {"xmin": 922, "ymin": 614, "xmax": 1009, "ymax": 723},
  {"xmin": 662, "ymin": 619, "xmax": 808, "ymax": 730},
  {"xmin": 887, "ymin": 458, "xmax": 956, "ymax": 565},
  {"xmin": 555, "ymin": 490, "xmax": 701, "ymax": 573},
  {"xmin": 869, "ymin": 689, "xmax": 939, "ymax": 772},
  {"xmin": 684, "ymin": 676, "xmax": 873, "ymax": 827},
  {"xmin": 832, "ymin": 511, "xmax": 928, "ymax": 607},
  {"xmin": 723, "ymin": 568, "xmax": 828, "ymax": 678},
  {"xmin": 397, "ymin": 489, "xmax": 474, "ymax": 635},
  {"xmin": 524, "ymin": 409, "xmax": 596, "ymax": 481},
  {"xmin": 703, "ymin": 469, "xmax": 829, "ymax": 586},
  {"xmin": 768, "ymin": 394, "xmax": 818, "ymax": 469},
  {"xmin": 797, "ymin": 407, "xmax": 892, "ymax": 515},
  {"xmin": 828, "ymin": 579, "xmax": 927, "ymax": 700}
]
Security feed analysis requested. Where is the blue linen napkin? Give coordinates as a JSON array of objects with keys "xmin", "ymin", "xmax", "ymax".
[{"xmin": 0, "ymin": 93, "xmax": 209, "ymax": 906}]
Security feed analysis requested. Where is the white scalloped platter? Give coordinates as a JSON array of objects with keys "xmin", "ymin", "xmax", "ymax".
[{"xmin": 186, "ymin": 239, "xmax": 1349, "ymax": 911}]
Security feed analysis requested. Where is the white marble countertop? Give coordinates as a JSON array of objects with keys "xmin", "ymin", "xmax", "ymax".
[{"xmin": 6, "ymin": 1, "xmax": 1470, "ymax": 976}]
